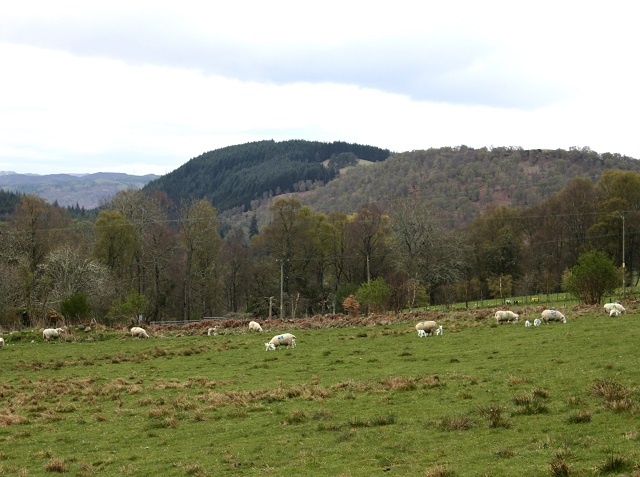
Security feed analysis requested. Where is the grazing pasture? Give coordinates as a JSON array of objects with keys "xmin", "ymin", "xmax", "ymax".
[{"xmin": 0, "ymin": 311, "xmax": 639, "ymax": 476}]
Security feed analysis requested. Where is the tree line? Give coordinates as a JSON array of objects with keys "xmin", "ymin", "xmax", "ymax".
[{"xmin": 0, "ymin": 169, "xmax": 637, "ymax": 329}]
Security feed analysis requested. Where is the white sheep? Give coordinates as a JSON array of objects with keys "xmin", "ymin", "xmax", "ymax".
[
  {"xmin": 415, "ymin": 321, "xmax": 438, "ymax": 336},
  {"xmin": 0, "ymin": 337, "xmax": 4, "ymax": 347},
  {"xmin": 609, "ymin": 308, "xmax": 622, "ymax": 317},
  {"xmin": 533, "ymin": 318, "xmax": 541, "ymax": 326},
  {"xmin": 207, "ymin": 326, "xmax": 218, "ymax": 336},
  {"xmin": 435, "ymin": 325, "xmax": 443, "ymax": 336},
  {"xmin": 540, "ymin": 309, "xmax": 566, "ymax": 324},
  {"xmin": 525, "ymin": 320, "xmax": 532, "ymax": 327},
  {"xmin": 43, "ymin": 327, "xmax": 65, "ymax": 341},
  {"xmin": 248, "ymin": 321, "xmax": 263, "ymax": 332},
  {"xmin": 130, "ymin": 326, "xmax": 150, "ymax": 338},
  {"xmin": 265, "ymin": 333, "xmax": 296, "ymax": 350},
  {"xmin": 495, "ymin": 310, "xmax": 519, "ymax": 324},
  {"xmin": 604, "ymin": 302, "xmax": 625, "ymax": 314},
  {"xmin": 417, "ymin": 329, "xmax": 427, "ymax": 337}
]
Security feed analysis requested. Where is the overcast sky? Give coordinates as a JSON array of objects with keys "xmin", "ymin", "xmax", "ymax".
[{"xmin": 0, "ymin": 1, "xmax": 637, "ymax": 175}]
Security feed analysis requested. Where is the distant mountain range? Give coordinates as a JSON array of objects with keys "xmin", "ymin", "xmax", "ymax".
[{"xmin": 0, "ymin": 172, "xmax": 160, "ymax": 209}]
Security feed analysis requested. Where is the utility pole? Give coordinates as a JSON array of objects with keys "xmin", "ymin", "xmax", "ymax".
[
  {"xmin": 279, "ymin": 260, "xmax": 284, "ymax": 319},
  {"xmin": 622, "ymin": 212, "xmax": 626, "ymax": 299}
]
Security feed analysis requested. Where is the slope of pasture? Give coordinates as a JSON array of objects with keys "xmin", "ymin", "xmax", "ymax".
[{"xmin": 1, "ymin": 311, "xmax": 639, "ymax": 476}]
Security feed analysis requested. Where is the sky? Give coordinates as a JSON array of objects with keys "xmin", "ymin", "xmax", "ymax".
[{"xmin": 0, "ymin": 1, "xmax": 638, "ymax": 176}]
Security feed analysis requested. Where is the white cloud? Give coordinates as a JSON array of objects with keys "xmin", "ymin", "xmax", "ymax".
[{"xmin": 0, "ymin": 1, "xmax": 639, "ymax": 175}]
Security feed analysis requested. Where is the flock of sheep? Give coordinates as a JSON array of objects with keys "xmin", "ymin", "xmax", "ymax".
[
  {"xmin": 492, "ymin": 302, "xmax": 626, "ymax": 329},
  {"xmin": 0, "ymin": 303, "xmax": 629, "ymax": 350}
]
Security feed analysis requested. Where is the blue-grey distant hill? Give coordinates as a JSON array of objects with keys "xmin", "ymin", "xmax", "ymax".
[{"xmin": 0, "ymin": 172, "xmax": 160, "ymax": 209}]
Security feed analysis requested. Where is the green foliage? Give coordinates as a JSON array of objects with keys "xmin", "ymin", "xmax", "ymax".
[
  {"xmin": 562, "ymin": 250, "xmax": 619, "ymax": 304},
  {"xmin": 59, "ymin": 293, "xmax": 91, "ymax": 322},
  {"xmin": 355, "ymin": 278, "xmax": 392, "ymax": 313},
  {"xmin": 106, "ymin": 290, "xmax": 149, "ymax": 325}
]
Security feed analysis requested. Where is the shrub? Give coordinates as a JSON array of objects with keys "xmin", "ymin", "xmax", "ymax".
[
  {"xmin": 60, "ymin": 293, "xmax": 91, "ymax": 323},
  {"xmin": 342, "ymin": 295, "xmax": 360, "ymax": 317}
]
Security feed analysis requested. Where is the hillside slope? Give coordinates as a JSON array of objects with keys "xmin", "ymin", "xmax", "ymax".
[
  {"xmin": 143, "ymin": 139, "xmax": 392, "ymax": 211},
  {"xmin": 232, "ymin": 146, "xmax": 640, "ymax": 230}
]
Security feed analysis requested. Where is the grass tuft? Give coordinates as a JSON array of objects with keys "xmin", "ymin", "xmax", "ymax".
[
  {"xmin": 494, "ymin": 449, "xmax": 515, "ymax": 458},
  {"xmin": 476, "ymin": 405, "xmax": 511, "ymax": 428},
  {"xmin": 550, "ymin": 459, "xmax": 571, "ymax": 476},
  {"xmin": 44, "ymin": 458, "xmax": 67, "ymax": 473},
  {"xmin": 437, "ymin": 415, "xmax": 475, "ymax": 431},
  {"xmin": 594, "ymin": 451, "xmax": 629, "ymax": 474},
  {"xmin": 567, "ymin": 410, "xmax": 592, "ymax": 424},
  {"xmin": 512, "ymin": 393, "xmax": 549, "ymax": 415},
  {"xmin": 282, "ymin": 410, "xmax": 307, "ymax": 425},
  {"xmin": 424, "ymin": 464, "xmax": 455, "ymax": 476},
  {"xmin": 589, "ymin": 379, "xmax": 631, "ymax": 402}
]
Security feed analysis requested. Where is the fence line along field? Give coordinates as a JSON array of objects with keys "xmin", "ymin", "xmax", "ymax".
[{"xmin": 1, "ymin": 307, "xmax": 639, "ymax": 476}]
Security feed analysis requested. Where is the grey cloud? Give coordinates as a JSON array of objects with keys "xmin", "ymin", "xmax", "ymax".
[{"xmin": 0, "ymin": 16, "xmax": 564, "ymax": 109}]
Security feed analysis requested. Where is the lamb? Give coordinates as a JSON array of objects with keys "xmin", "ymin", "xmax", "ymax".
[
  {"xmin": 265, "ymin": 333, "xmax": 296, "ymax": 350},
  {"xmin": 540, "ymin": 309, "xmax": 566, "ymax": 324},
  {"xmin": 130, "ymin": 326, "xmax": 150, "ymax": 339},
  {"xmin": 207, "ymin": 326, "xmax": 218, "ymax": 336},
  {"xmin": 604, "ymin": 302, "xmax": 625, "ymax": 314},
  {"xmin": 43, "ymin": 327, "xmax": 65, "ymax": 341},
  {"xmin": 0, "ymin": 337, "xmax": 4, "ymax": 347},
  {"xmin": 609, "ymin": 308, "xmax": 622, "ymax": 317},
  {"xmin": 248, "ymin": 321, "xmax": 263, "ymax": 332},
  {"xmin": 495, "ymin": 310, "xmax": 519, "ymax": 324},
  {"xmin": 436, "ymin": 325, "xmax": 443, "ymax": 336},
  {"xmin": 533, "ymin": 318, "xmax": 541, "ymax": 326},
  {"xmin": 525, "ymin": 320, "xmax": 532, "ymax": 327},
  {"xmin": 417, "ymin": 329, "xmax": 427, "ymax": 337},
  {"xmin": 415, "ymin": 321, "xmax": 438, "ymax": 336}
]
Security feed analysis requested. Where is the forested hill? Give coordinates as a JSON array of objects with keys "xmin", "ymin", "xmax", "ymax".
[
  {"xmin": 0, "ymin": 190, "xmax": 20, "ymax": 221},
  {"xmin": 290, "ymin": 146, "xmax": 640, "ymax": 224},
  {"xmin": 143, "ymin": 139, "xmax": 391, "ymax": 211}
]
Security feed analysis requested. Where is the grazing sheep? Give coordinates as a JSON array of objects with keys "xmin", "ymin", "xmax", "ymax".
[
  {"xmin": 130, "ymin": 326, "xmax": 150, "ymax": 339},
  {"xmin": 604, "ymin": 302, "xmax": 625, "ymax": 314},
  {"xmin": 525, "ymin": 320, "xmax": 532, "ymax": 327},
  {"xmin": 609, "ymin": 308, "xmax": 622, "ymax": 317},
  {"xmin": 495, "ymin": 310, "xmax": 519, "ymax": 324},
  {"xmin": 415, "ymin": 321, "xmax": 438, "ymax": 336},
  {"xmin": 265, "ymin": 333, "xmax": 296, "ymax": 350},
  {"xmin": 0, "ymin": 337, "xmax": 4, "ymax": 347},
  {"xmin": 207, "ymin": 326, "xmax": 218, "ymax": 336},
  {"xmin": 541, "ymin": 309, "xmax": 566, "ymax": 324},
  {"xmin": 248, "ymin": 321, "xmax": 263, "ymax": 332},
  {"xmin": 533, "ymin": 318, "xmax": 541, "ymax": 326},
  {"xmin": 43, "ymin": 328, "xmax": 65, "ymax": 341}
]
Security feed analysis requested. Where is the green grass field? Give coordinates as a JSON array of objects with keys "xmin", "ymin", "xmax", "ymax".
[{"xmin": 1, "ymin": 310, "xmax": 639, "ymax": 476}]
